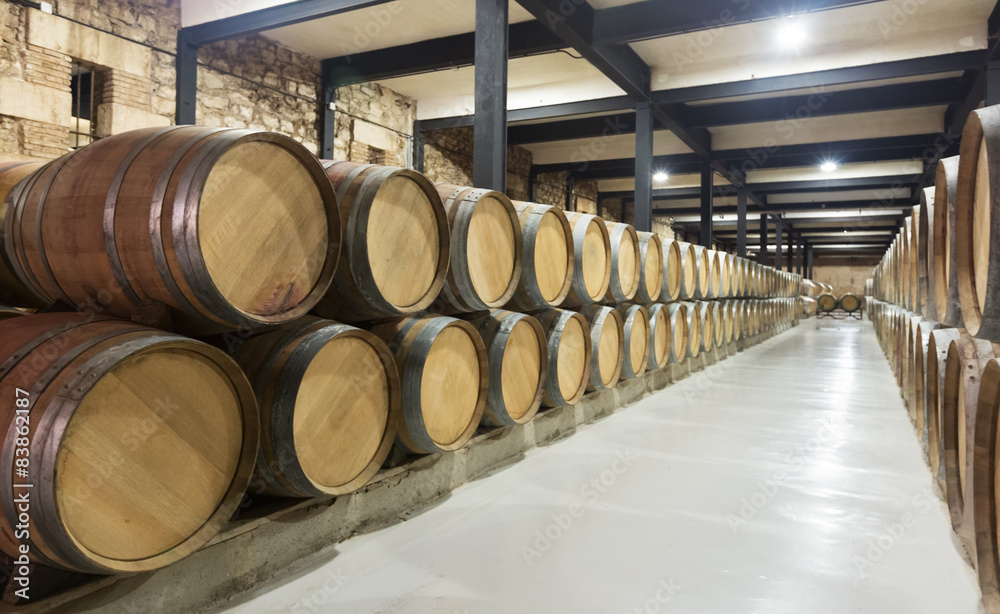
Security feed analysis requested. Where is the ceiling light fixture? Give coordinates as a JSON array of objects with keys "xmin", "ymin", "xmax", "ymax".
[
  {"xmin": 820, "ymin": 161, "xmax": 838, "ymax": 173},
  {"xmin": 778, "ymin": 16, "xmax": 807, "ymax": 49},
  {"xmin": 653, "ymin": 172, "xmax": 669, "ymax": 183}
]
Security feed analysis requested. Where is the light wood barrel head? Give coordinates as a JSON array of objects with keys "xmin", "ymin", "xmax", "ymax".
[
  {"xmin": 687, "ymin": 305, "xmax": 701, "ymax": 357},
  {"xmin": 651, "ymin": 306, "xmax": 669, "ymax": 368},
  {"xmin": 597, "ymin": 311, "xmax": 624, "ymax": 386},
  {"xmin": 557, "ymin": 314, "xmax": 588, "ymax": 402},
  {"xmin": 367, "ymin": 174, "xmax": 443, "ymax": 308},
  {"xmin": 535, "ymin": 209, "xmax": 572, "ymax": 302},
  {"xmin": 671, "ymin": 305, "xmax": 688, "ymax": 363},
  {"xmin": 421, "ymin": 325, "xmax": 483, "ymax": 447},
  {"xmin": 293, "ymin": 335, "xmax": 391, "ymax": 489},
  {"xmin": 56, "ymin": 347, "xmax": 243, "ymax": 562},
  {"xmin": 582, "ymin": 219, "xmax": 610, "ymax": 300},
  {"xmin": 501, "ymin": 318, "xmax": 544, "ymax": 421},
  {"xmin": 697, "ymin": 249, "xmax": 710, "ymax": 296},
  {"xmin": 616, "ymin": 225, "xmax": 640, "ymax": 298},
  {"xmin": 974, "ymin": 136, "xmax": 991, "ymax": 316},
  {"xmin": 627, "ymin": 308, "xmax": 650, "ymax": 376},
  {"xmin": 639, "ymin": 233, "xmax": 663, "ymax": 301},
  {"xmin": 663, "ymin": 241, "xmax": 682, "ymax": 301},
  {"xmin": 199, "ymin": 141, "xmax": 329, "ymax": 317},
  {"xmin": 467, "ymin": 193, "xmax": 519, "ymax": 304}
]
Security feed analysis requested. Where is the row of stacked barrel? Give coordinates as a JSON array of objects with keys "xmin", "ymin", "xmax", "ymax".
[
  {"xmin": 868, "ymin": 104, "xmax": 1000, "ymax": 614},
  {"xmin": 0, "ymin": 126, "xmax": 799, "ymax": 579}
]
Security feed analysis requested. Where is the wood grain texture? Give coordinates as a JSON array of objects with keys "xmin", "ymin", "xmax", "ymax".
[
  {"xmin": 0, "ymin": 313, "xmax": 257, "ymax": 574},
  {"xmin": 437, "ymin": 185, "xmax": 522, "ymax": 313},
  {"xmin": 6, "ymin": 128, "xmax": 340, "ymax": 333},
  {"xmin": 667, "ymin": 303, "xmax": 688, "ymax": 365},
  {"xmin": 581, "ymin": 304, "xmax": 623, "ymax": 391},
  {"xmin": 538, "ymin": 309, "xmax": 590, "ymax": 407},
  {"xmin": 935, "ymin": 156, "xmax": 963, "ymax": 326},
  {"xmin": 662, "ymin": 239, "xmax": 683, "ymax": 302},
  {"xmin": 510, "ymin": 202, "xmax": 573, "ymax": 310},
  {"xmin": 617, "ymin": 304, "xmax": 649, "ymax": 380},
  {"xmin": 0, "ymin": 161, "xmax": 46, "ymax": 308},
  {"xmin": 647, "ymin": 303, "xmax": 671, "ymax": 370},
  {"xmin": 683, "ymin": 301, "xmax": 701, "ymax": 358},
  {"xmin": 604, "ymin": 222, "xmax": 640, "ymax": 303},
  {"xmin": 564, "ymin": 213, "xmax": 611, "ymax": 307},
  {"xmin": 316, "ymin": 162, "xmax": 449, "ymax": 322},
  {"xmin": 635, "ymin": 232, "xmax": 663, "ymax": 304},
  {"xmin": 471, "ymin": 310, "xmax": 546, "ymax": 425}
]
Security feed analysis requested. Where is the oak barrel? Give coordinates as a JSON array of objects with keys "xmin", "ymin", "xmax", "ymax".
[
  {"xmin": 604, "ymin": 222, "xmax": 640, "ymax": 303},
  {"xmin": 617, "ymin": 304, "xmax": 650, "ymax": 380},
  {"xmin": 231, "ymin": 317, "xmax": 399, "ymax": 498},
  {"xmin": 970, "ymin": 359, "xmax": 1000, "ymax": 611},
  {"xmin": 0, "ymin": 161, "xmax": 46, "ymax": 307},
  {"xmin": 661, "ymin": 239, "xmax": 683, "ymax": 302},
  {"xmin": 538, "ymin": 309, "xmax": 591, "ymax": 407},
  {"xmin": 509, "ymin": 202, "xmax": 574, "ymax": 311},
  {"xmin": 683, "ymin": 301, "xmax": 703, "ymax": 358},
  {"xmin": 0, "ymin": 313, "xmax": 258, "ymax": 574},
  {"xmin": 580, "ymin": 304, "xmax": 624, "ymax": 391},
  {"xmin": 666, "ymin": 303, "xmax": 688, "ymax": 364},
  {"xmin": 372, "ymin": 316, "xmax": 487, "ymax": 454},
  {"xmin": 943, "ymin": 333, "xmax": 1000, "ymax": 560},
  {"xmin": 0, "ymin": 306, "xmax": 25, "ymax": 321},
  {"xmin": 564, "ymin": 213, "xmax": 612, "ymax": 306},
  {"xmin": 840, "ymin": 293, "xmax": 861, "ymax": 313},
  {"xmin": 647, "ymin": 303, "xmax": 671, "ymax": 370},
  {"xmin": 918, "ymin": 188, "xmax": 936, "ymax": 319},
  {"xmin": 957, "ymin": 107, "xmax": 1000, "ymax": 340},
  {"xmin": 436, "ymin": 184, "xmax": 523, "ymax": 313},
  {"xmin": 712, "ymin": 301, "xmax": 726, "ymax": 347},
  {"xmin": 817, "ymin": 294, "xmax": 838, "ymax": 312},
  {"xmin": 470, "ymin": 310, "xmax": 546, "ymax": 426},
  {"xmin": 315, "ymin": 161, "xmax": 449, "ymax": 321},
  {"xmin": 934, "ymin": 155, "xmax": 963, "ymax": 327},
  {"xmin": 6, "ymin": 127, "xmax": 340, "ymax": 332},
  {"xmin": 676, "ymin": 241, "xmax": 701, "ymax": 300},
  {"xmin": 927, "ymin": 329, "xmax": 962, "ymax": 491},
  {"xmin": 635, "ymin": 232, "xmax": 663, "ymax": 304}
]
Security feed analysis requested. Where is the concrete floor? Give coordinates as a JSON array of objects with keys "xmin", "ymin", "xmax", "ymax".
[{"xmin": 221, "ymin": 319, "xmax": 982, "ymax": 614}]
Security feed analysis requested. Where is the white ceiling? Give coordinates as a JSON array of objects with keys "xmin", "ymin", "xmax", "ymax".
[{"xmin": 635, "ymin": 0, "xmax": 992, "ymax": 92}]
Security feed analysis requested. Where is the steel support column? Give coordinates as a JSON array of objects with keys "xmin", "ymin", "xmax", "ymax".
[
  {"xmin": 699, "ymin": 158, "xmax": 713, "ymax": 247},
  {"xmin": 775, "ymin": 219, "xmax": 784, "ymax": 270},
  {"xmin": 736, "ymin": 189, "xmax": 747, "ymax": 257},
  {"xmin": 797, "ymin": 241, "xmax": 806, "ymax": 276},
  {"xmin": 758, "ymin": 215, "xmax": 768, "ymax": 264},
  {"xmin": 787, "ymin": 236, "xmax": 795, "ymax": 273},
  {"xmin": 473, "ymin": 0, "xmax": 508, "ymax": 191},
  {"xmin": 175, "ymin": 31, "xmax": 198, "ymax": 125},
  {"xmin": 988, "ymin": 60, "xmax": 1000, "ymax": 107},
  {"xmin": 634, "ymin": 100, "xmax": 653, "ymax": 231},
  {"xmin": 807, "ymin": 247, "xmax": 814, "ymax": 279}
]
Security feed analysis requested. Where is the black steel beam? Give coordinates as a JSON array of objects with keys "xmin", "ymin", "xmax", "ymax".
[
  {"xmin": 654, "ymin": 199, "xmax": 910, "ymax": 215},
  {"xmin": 534, "ymin": 155, "xmax": 702, "ymax": 178},
  {"xmin": 751, "ymin": 175, "xmax": 920, "ymax": 193},
  {"xmin": 775, "ymin": 219, "xmax": 784, "ymax": 270},
  {"xmin": 634, "ymin": 100, "xmax": 653, "ymax": 232},
  {"xmin": 759, "ymin": 215, "xmax": 768, "ymax": 264},
  {"xmin": 183, "ymin": 0, "xmax": 392, "ymax": 46},
  {"xmin": 175, "ymin": 32, "xmax": 198, "ymax": 125},
  {"xmin": 514, "ymin": 0, "xmax": 650, "ymax": 98},
  {"xmin": 603, "ymin": 186, "xmax": 738, "ymax": 201},
  {"xmin": 323, "ymin": 20, "xmax": 561, "ymax": 87},
  {"xmin": 652, "ymin": 51, "xmax": 986, "ymax": 104},
  {"xmin": 683, "ymin": 78, "xmax": 965, "ymax": 128},
  {"xmin": 737, "ymin": 190, "xmax": 747, "ymax": 257},
  {"xmin": 419, "ymin": 96, "xmax": 634, "ymax": 133},
  {"xmin": 473, "ymin": 0, "xmax": 508, "ymax": 191}
]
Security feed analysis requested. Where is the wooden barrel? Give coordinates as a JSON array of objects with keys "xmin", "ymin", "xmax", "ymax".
[
  {"xmin": 647, "ymin": 303, "xmax": 671, "ymax": 370},
  {"xmin": 470, "ymin": 310, "xmax": 546, "ymax": 426},
  {"xmin": 840, "ymin": 293, "xmax": 861, "ymax": 312},
  {"xmin": 605, "ymin": 222, "xmax": 640, "ymax": 303},
  {"xmin": 694, "ymin": 301, "xmax": 714, "ymax": 353},
  {"xmin": 510, "ymin": 201, "xmax": 573, "ymax": 311},
  {"xmin": 617, "ymin": 304, "xmax": 650, "ymax": 379},
  {"xmin": 918, "ymin": 188, "xmax": 936, "ymax": 319},
  {"xmin": 935, "ymin": 155, "xmax": 963, "ymax": 327},
  {"xmin": 676, "ymin": 241, "xmax": 700, "ymax": 300},
  {"xmin": 7, "ymin": 127, "xmax": 340, "ymax": 332},
  {"xmin": 581, "ymin": 304, "xmax": 624, "ymax": 390},
  {"xmin": 711, "ymin": 301, "xmax": 725, "ymax": 347},
  {"xmin": 666, "ymin": 303, "xmax": 689, "ymax": 364},
  {"xmin": 538, "ymin": 309, "xmax": 590, "ymax": 407},
  {"xmin": 0, "ymin": 313, "xmax": 258, "ymax": 573},
  {"xmin": 316, "ymin": 162, "xmax": 449, "ymax": 321},
  {"xmin": 911, "ymin": 319, "xmax": 937, "ymax": 443},
  {"xmin": 956, "ymin": 107, "xmax": 1000, "ymax": 340},
  {"xmin": 908, "ymin": 208, "xmax": 922, "ymax": 313},
  {"xmin": 690, "ymin": 245, "xmax": 711, "ymax": 299},
  {"xmin": 564, "ymin": 213, "xmax": 612, "ymax": 306},
  {"xmin": 0, "ymin": 161, "xmax": 47, "ymax": 308},
  {"xmin": 635, "ymin": 232, "xmax": 663, "ymax": 304},
  {"xmin": 928, "ymin": 328, "xmax": 963, "ymax": 490},
  {"xmin": 817, "ymin": 294, "xmax": 838, "ymax": 312},
  {"xmin": 903, "ymin": 316, "xmax": 920, "ymax": 410},
  {"xmin": 661, "ymin": 239, "xmax": 683, "ymax": 302},
  {"xmin": 231, "ymin": 317, "xmax": 398, "ymax": 497},
  {"xmin": 943, "ymin": 333, "xmax": 1000, "ymax": 558},
  {"xmin": 970, "ymin": 358, "xmax": 1000, "ymax": 610},
  {"xmin": 436, "ymin": 184, "xmax": 522, "ymax": 313},
  {"xmin": 372, "ymin": 316, "xmax": 487, "ymax": 454},
  {"xmin": 702, "ymin": 248, "xmax": 721, "ymax": 299},
  {"xmin": 717, "ymin": 252, "xmax": 732, "ymax": 298},
  {"xmin": 729, "ymin": 300, "xmax": 743, "ymax": 341},
  {"xmin": 685, "ymin": 302, "xmax": 703, "ymax": 357},
  {"xmin": 721, "ymin": 300, "xmax": 736, "ymax": 344}
]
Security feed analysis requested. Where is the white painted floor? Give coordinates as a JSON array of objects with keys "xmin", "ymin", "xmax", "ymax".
[{"xmin": 221, "ymin": 319, "xmax": 982, "ymax": 614}]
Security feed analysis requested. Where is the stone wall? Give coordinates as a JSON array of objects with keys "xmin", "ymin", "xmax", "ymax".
[
  {"xmin": 423, "ymin": 126, "xmax": 534, "ymax": 199},
  {"xmin": 811, "ymin": 261, "xmax": 880, "ymax": 295}
]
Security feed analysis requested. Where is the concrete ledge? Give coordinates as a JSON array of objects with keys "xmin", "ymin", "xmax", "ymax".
[{"xmin": 30, "ymin": 323, "xmax": 797, "ymax": 614}]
